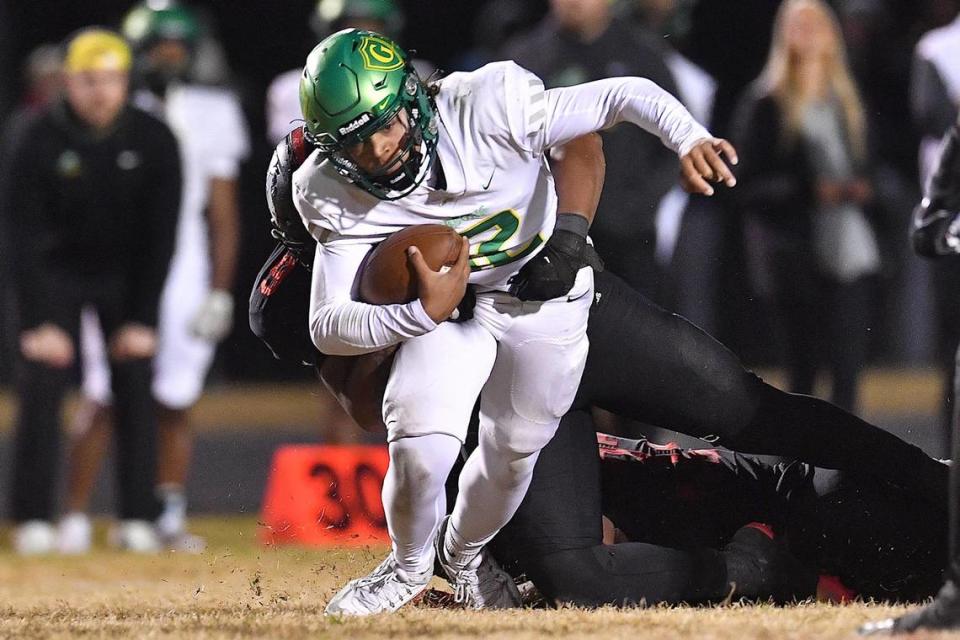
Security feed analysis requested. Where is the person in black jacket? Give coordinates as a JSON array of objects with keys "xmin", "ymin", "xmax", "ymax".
[
  {"xmin": 501, "ymin": 0, "xmax": 680, "ymax": 303},
  {"xmin": 731, "ymin": 0, "xmax": 881, "ymax": 412},
  {"xmin": 3, "ymin": 29, "xmax": 181, "ymax": 554}
]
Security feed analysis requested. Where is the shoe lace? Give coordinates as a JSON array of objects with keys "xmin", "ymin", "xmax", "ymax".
[
  {"xmin": 353, "ymin": 565, "xmax": 427, "ymax": 611},
  {"xmin": 451, "ymin": 558, "xmax": 513, "ymax": 606},
  {"xmin": 452, "ymin": 569, "xmax": 477, "ymax": 604}
]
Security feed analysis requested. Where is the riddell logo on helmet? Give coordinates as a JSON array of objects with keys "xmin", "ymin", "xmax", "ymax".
[{"xmin": 338, "ymin": 113, "xmax": 372, "ymax": 136}]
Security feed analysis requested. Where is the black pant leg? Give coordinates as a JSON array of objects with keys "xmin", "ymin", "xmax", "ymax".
[
  {"xmin": 580, "ymin": 270, "xmax": 948, "ymax": 507},
  {"xmin": 950, "ymin": 342, "xmax": 960, "ymax": 580},
  {"xmin": 823, "ymin": 276, "xmax": 875, "ymax": 412},
  {"xmin": 770, "ymin": 252, "xmax": 821, "ymax": 396},
  {"xmin": 531, "ymin": 543, "xmax": 728, "ymax": 607},
  {"xmin": 934, "ymin": 257, "xmax": 960, "ymax": 446},
  {"xmin": 110, "ymin": 356, "xmax": 161, "ymax": 520},
  {"xmin": 490, "ymin": 410, "xmax": 602, "ymax": 566},
  {"xmin": 96, "ymin": 294, "xmax": 161, "ymax": 521},
  {"xmin": 10, "ymin": 359, "xmax": 72, "ymax": 521},
  {"xmin": 489, "ymin": 409, "xmax": 729, "ymax": 606},
  {"xmin": 731, "ymin": 386, "xmax": 948, "ymax": 508}
]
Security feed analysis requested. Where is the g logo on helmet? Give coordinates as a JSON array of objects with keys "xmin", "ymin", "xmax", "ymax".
[{"xmin": 359, "ymin": 36, "xmax": 403, "ymax": 72}]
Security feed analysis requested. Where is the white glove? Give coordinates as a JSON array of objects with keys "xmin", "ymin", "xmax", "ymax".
[{"xmin": 189, "ymin": 289, "xmax": 234, "ymax": 342}]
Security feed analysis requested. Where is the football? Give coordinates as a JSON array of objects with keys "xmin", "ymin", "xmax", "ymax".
[{"xmin": 358, "ymin": 224, "xmax": 463, "ymax": 304}]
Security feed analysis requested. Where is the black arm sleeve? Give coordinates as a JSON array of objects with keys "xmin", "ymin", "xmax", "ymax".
[
  {"xmin": 910, "ymin": 56, "xmax": 959, "ymax": 140},
  {"xmin": 912, "ymin": 120, "xmax": 960, "ymax": 258},
  {"xmin": 4, "ymin": 116, "xmax": 66, "ymax": 329},
  {"xmin": 128, "ymin": 120, "xmax": 181, "ymax": 327}
]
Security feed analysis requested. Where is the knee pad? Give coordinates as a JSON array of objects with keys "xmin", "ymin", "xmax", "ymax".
[{"xmin": 389, "ymin": 435, "xmax": 460, "ymax": 494}]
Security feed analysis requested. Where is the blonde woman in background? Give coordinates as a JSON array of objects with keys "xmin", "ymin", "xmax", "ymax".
[{"xmin": 732, "ymin": 0, "xmax": 880, "ymax": 412}]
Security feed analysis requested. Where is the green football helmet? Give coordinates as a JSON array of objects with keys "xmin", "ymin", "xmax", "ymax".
[
  {"xmin": 299, "ymin": 29, "xmax": 439, "ymax": 200},
  {"xmin": 122, "ymin": 2, "xmax": 201, "ymax": 50}
]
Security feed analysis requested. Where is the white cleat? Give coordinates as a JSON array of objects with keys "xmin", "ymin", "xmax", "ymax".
[
  {"xmin": 434, "ymin": 517, "xmax": 522, "ymax": 610},
  {"xmin": 13, "ymin": 520, "xmax": 57, "ymax": 555},
  {"xmin": 161, "ymin": 531, "xmax": 207, "ymax": 554},
  {"xmin": 57, "ymin": 512, "xmax": 93, "ymax": 554},
  {"xmin": 108, "ymin": 520, "xmax": 161, "ymax": 553},
  {"xmin": 325, "ymin": 553, "xmax": 432, "ymax": 616}
]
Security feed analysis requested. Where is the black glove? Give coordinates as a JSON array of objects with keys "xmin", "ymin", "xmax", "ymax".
[{"xmin": 508, "ymin": 214, "xmax": 603, "ymax": 301}]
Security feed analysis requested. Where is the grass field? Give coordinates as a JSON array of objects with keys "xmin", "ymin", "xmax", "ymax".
[{"xmin": 0, "ymin": 516, "xmax": 947, "ymax": 639}]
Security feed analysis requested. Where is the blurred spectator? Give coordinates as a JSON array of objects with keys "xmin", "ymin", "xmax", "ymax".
[
  {"xmin": 502, "ymin": 0, "xmax": 679, "ymax": 303},
  {"xmin": 731, "ymin": 0, "xmax": 881, "ymax": 412},
  {"xmin": 912, "ymin": 3, "xmax": 960, "ymax": 440},
  {"xmin": 4, "ymin": 28, "xmax": 181, "ymax": 554},
  {"xmin": 0, "ymin": 44, "xmax": 64, "ymax": 386},
  {"xmin": 264, "ymin": 0, "xmax": 434, "ymax": 144},
  {"xmin": 59, "ymin": 2, "xmax": 250, "ymax": 554},
  {"xmin": 629, "ymin": 0, "xmax": 720, "ymax": 327},
  {"xmin": 453, "ymin": 0, "xmax": 544, "ymax": 71},
  {"xmin": 19, "ymin": 44, "xmax": 64, "ymax": 110}
]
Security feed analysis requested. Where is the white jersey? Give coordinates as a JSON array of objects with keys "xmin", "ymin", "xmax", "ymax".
[
  {"xmin": 135, "ymin": 85, "xmax": 250, "ymax": 269},
  {"xmin": 294, "ymin": 61, "xmax": 711, "ymax": 355}
]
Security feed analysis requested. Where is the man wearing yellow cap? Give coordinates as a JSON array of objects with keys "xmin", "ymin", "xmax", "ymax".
[{"xmin": 2, "ymin": 28, "xmax": 182, "ymax": 554}]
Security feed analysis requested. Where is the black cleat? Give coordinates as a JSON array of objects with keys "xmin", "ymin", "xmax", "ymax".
[{"xmin": 860, "ymin": 579, "xmax": 960, "ymax": 635}]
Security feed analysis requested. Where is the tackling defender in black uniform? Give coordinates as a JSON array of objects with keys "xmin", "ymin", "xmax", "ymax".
[{"xmin": 253, "ymin": 128, "xmax": 948, "ymax": 606}]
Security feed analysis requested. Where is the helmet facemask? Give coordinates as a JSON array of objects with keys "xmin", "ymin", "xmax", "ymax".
[{"xmin": 308, "ymin": 68, "xmax": 439, "ymax": 200}]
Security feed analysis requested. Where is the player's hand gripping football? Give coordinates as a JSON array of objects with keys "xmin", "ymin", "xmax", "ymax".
[
  {"xmin": 680, "ymin": 138, "xmax": 738, "ymax": 196},
  {"xmin": 407, "ymin": 236, "xmax": 471, "ymax": 323}
]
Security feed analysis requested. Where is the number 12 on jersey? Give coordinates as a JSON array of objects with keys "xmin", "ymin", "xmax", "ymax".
[{"xmin": 459, "ymin": 209, "xmax": 544, "ymax": 271}]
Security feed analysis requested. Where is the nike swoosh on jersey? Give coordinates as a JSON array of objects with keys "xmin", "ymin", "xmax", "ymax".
[{"xmin": 482, "ymin": 168, "xmax": 495, "ymax": 190}]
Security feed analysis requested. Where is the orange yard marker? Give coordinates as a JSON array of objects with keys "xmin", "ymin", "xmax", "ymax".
[{"xmin": 260, "ymin": 445, "xmax": 390, "ymax": 546}]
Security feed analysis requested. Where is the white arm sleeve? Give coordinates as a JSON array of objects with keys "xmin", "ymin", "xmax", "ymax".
[
  {"xmin": 538, "ymin": 77, "xmax": 714, "ymax": 157},
  {"xmin": 309, "ymin": 241, "xmax": 437, "ymax": 356}
]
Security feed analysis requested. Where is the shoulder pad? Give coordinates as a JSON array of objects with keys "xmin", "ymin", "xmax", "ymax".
[{"xmin": 266, "ymin": 126, "xmax": 317, "ymax": 254}]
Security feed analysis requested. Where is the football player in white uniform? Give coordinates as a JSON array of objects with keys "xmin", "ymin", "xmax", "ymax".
[
  {"xmin": 59, "ymin": 2, "xmax": 250, "ymax": 553},
  {"xmin": 296, "ymin": 29, "xmax": 735, "ymax": 615}
]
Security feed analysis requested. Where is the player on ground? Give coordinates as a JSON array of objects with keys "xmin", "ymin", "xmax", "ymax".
[
  {"xmin": 59, "ymin": 2, "xmax": 250, "ymax": 553},
  {"xmin": 294, "ymin": 28, "xmax": 733, "ymax": 615}
]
